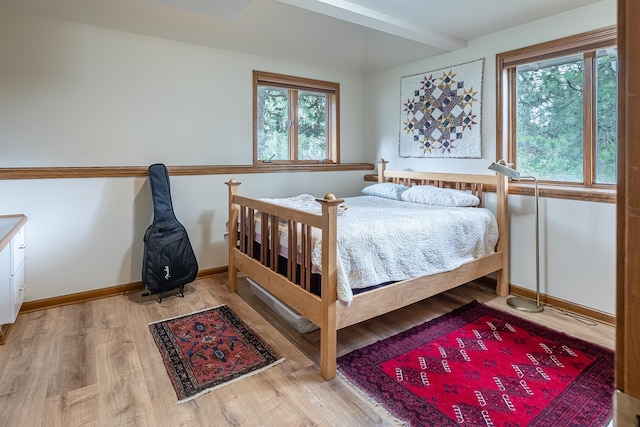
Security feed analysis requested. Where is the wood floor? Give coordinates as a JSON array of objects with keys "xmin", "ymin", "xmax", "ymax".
[{"xmin": 0, "ymin": 275, "xmax": 615, "ymax": 427}]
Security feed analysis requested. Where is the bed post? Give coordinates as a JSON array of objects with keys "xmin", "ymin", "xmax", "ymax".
[
  {"xmin": 495, "ymin": 173, "xmax": 510, "ymax": 296},
  {"xmin": 225, "ymin": 179, "xmax": 241, "ymax": 293},
  {"xmin": 377, "ymin": 158, "xmax": 388, "ymax": 183},
  {"xmin": 316, "ymin": 193, "xmax": 344, "ymax": 380}
]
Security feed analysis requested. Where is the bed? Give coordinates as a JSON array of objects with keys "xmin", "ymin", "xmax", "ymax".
[{"xmin": 225, "ymin": 160, "xmax": 509, "ymax": 380}]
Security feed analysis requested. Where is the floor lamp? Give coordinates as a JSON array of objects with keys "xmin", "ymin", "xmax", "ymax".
[{"xmin": 488, "ymin": 160, "xmax": 544, "ymax": 313}]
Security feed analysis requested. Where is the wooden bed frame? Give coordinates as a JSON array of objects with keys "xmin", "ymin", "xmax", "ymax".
[{"xmin": 225, "ymin": 160, "xmax": 509, "ymax": 380}]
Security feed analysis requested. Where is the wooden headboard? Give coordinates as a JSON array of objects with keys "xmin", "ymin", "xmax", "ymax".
[{"xmin": 376, "ymin": 159, "xmax": 497, "ymax": 207}]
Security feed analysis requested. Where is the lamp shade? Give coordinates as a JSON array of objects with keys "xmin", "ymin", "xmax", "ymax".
[{"xmin": 488, "ymin": 161, "xmax": 521, "ymax": 180}]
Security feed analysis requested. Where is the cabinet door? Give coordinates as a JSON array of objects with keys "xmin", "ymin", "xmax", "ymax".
[
  {"xmin": 10, "ymin": 226, "xmax": 25, "ymax": 275},
  {"xmin": 0, "ymin": 247, "xmax": 11, "ymax": 325},
  {"xmin": 10, "ymin": 259, "xmax": 26, "ymax": 324}
]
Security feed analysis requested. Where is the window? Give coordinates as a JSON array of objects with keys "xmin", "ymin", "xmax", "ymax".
[
  {"xmin": 497, "ymin": 27, "xmax": 617, "ymax": 196},
  {"xmin": 253, "ymin": 71, "xmax": 339, "ymax": 165}
]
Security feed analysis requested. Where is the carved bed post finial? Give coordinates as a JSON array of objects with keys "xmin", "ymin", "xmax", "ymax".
[
  {"xmin": 377, "ymin": 158, "xmax": 389, "ymax": 183},
  {"xmin": 226, "ymin": 178, "xmax": 241, "ymax": 204},
  {"xmin": 226, "ymin": 177, "xmax": 240, "ymax": 186}
]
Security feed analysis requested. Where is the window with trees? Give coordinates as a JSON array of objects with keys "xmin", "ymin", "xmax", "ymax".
[
  {"xmin": 253, "ymin": 71, "xmax": 339, "ymax": 165},
  {"xmin": 496, "ymin": 27, "xmax": 617, "ymax": 199}
]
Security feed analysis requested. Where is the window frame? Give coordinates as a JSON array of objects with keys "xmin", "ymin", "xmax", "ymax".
[
  {"xmin": 496, "ymin": 26, "xmax": 617, "ymax": 202},
  {"xmin": 253, "ymin": 70, "xmax": 340, "ymax": 165}
]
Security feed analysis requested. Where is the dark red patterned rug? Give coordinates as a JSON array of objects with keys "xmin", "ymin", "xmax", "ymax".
[
  {"xmin": 338, "ymin": 301, "xmax": 613, "ymax": 427},
  {"xmin": 149, "ymin": 305, "xmax": 283, "ymax": 404}
]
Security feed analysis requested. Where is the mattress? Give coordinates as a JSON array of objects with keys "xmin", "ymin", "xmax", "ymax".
[{"xmin": 253, "ymin": 194, "xmax": 499, "ymax": 304}]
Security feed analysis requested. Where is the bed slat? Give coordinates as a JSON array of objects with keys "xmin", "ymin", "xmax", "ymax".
[
  {"xmin": 248, "ymin": 209, "xmax": 255, "ymax": 258},
  {"xmin": 306, "ymin": 225, "xmax": 313, "ymax": 291}
]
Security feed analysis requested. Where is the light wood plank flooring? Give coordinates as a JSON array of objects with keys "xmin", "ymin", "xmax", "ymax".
[{"xmin": 0, "ymin": 275, "xmax": 614, "ymax": 426}]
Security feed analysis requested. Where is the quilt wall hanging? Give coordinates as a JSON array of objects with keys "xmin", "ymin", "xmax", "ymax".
[{"xmin": 400, "ymin": 58, "xmax": 484, "ymax": 158}]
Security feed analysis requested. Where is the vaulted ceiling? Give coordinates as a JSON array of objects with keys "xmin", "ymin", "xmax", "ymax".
[{"xmin": 0, "ymin": 0, "xmax": 604, "ymax": 73}]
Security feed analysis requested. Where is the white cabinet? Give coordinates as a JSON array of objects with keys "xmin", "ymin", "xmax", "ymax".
[{"xmin": 0, "ymin": 215, "xmax": 27, "ymax": 326}]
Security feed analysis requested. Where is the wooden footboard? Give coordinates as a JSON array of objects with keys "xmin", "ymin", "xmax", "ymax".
[
  {"xmin": 226, "ymin": 180, "xmax": 343, "ymax": 379},
  {"xmin": 225, "ymin": 160, "xmax": 509, "ymax": 380}
]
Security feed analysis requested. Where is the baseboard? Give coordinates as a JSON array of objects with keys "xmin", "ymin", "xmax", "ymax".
[
  {"xmin": 19, "ymin": 267, "xmax": 227, "ymax": 315},
  {"xmin": 473, "ymin": 277, "xmax": 615, "ymax": 325},
  {"xmin": 508, "ymin": 283, "xmax": 615, "ymax": 325},
  {"xmin": 14, "ymin": 268, "xmax": 614, "ymax": 327}
]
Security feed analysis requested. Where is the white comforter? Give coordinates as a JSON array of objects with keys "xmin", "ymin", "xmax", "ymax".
[{"xmin": 259, "ymin": 195, "xmax": 499, "ymax": 304}]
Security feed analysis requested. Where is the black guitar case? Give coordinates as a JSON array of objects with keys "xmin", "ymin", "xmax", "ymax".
[{"xmin": 142, "ymin": 163, "xmax": 198, "ymax": 302}]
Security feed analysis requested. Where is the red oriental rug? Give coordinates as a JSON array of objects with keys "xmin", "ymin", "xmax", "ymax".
[
  {"xmin": 338, "ymin": 301, "xmax": 613, "ymax": 427},
  {"xmin": 149, "ymin": 305, "xmax": 284, "ymax": 404}
]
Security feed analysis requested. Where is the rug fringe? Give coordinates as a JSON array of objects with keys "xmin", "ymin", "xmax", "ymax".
[
  {"xmin": 148, "ymin": 304, "xmax": 227, "ymax": 325},
  {"xmin": 176, "ymin": 357, "xmax": 285, "ymax": 405},
  {"xmin": 337, "ymin": 369, "xmax": 409, "ymax": 427}
]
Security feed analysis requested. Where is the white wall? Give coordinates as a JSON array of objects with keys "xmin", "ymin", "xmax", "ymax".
[
  {"xmin": 363, "ymin": 0, "xmax": 617, "ymax": 314},
  {"xmin": 0, "ymin": 11, "xmax": 367, "ymax": 301},
  {"xmin": 0, "ymin": 12, "xmax": 366, "ymax": 167},
  {"xmin": 0, "ymin": 3, "xmax": 619, "ymax": 315}
]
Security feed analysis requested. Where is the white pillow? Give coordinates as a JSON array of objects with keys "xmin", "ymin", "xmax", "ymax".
[
  {"xmin": 400, "ymin": 185, "xmax": 480, "ymax": 207},
  {"xmin": 361, "ymin": 183, "xmax": 409, "ymax": 200}
]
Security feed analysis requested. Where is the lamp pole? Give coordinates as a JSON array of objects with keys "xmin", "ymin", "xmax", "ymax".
[
  {"xmin": 488, "ymin": 161, "xmax": 543, "ymax": 313},
  {"xmin": 506, "ymin": 176, "xmax": 543, "ymax": 313}
]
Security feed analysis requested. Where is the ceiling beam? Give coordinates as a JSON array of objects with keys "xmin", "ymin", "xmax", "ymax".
[
  {"xmin": 149, "ymin": 0, "xmax": 255, "ymax": 19},
  {"xmin": 277, "ymin": 0, "xmax": 467, "ymax": 51}
]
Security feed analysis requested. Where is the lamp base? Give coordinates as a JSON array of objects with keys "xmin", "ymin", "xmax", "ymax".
[{"xmin": 506, "ymin": 296, "xmax": 544, "ymax": 313}]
